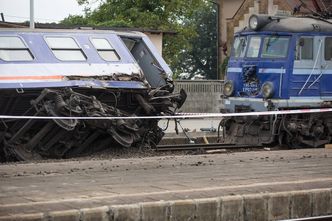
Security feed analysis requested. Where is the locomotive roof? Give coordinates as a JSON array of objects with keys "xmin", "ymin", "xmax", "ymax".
[
  {"xmin": 245, "ymin": 16, "xmax": 332, "ymax": 33},
  {"xmin": 0, "ymin": 28, "xmax": 147, "ymax": 37}
]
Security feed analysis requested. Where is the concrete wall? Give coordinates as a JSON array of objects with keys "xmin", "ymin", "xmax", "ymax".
[{"xmin": 174, "ymin": 80, "xmax": 224, "ymax": 113}]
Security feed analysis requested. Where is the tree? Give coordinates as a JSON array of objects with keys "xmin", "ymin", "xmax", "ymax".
[
  {"xmin": 176, "ymin": 3, "xmax": 218, "ymax": 79},
  {"xmin": 61, "ymin": 0, "xmax": 217, "ymax": 79}
]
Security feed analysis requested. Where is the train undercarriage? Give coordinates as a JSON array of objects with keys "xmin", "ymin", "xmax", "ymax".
[
  {"xmin": 0, "ymin": 84, "xmax": 186, "ymax": 161},
  {"xmin": 219, "ymin": 110, "xmax": 332, "ymax": 148}
]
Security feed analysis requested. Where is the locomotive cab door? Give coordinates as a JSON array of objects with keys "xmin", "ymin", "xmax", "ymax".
[
  {"xmin": 320, "ymin": 36, "xmax": 332, "ymax": 97},
  {"xmin": 293, "ymin": 36, "xmax": 322, "ymax": 97}
]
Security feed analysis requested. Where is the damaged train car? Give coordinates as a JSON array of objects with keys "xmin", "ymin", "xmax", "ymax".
[{"xmin": 0, "ymin": 28, "xmax": 186, "ymax": 161}]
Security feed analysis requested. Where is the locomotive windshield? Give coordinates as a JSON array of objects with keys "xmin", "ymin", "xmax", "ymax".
[
  {"xmin": 261, "ymin": 36, "xmax": 289, "ymax": 58},
  {"xmin": 247, "ymin": 36, "xmax": 261, "ymax": 58},
  {"xmin": 231, "ymin": 35, "xmax": 290, "ymax": 59},
  {"xmin": 232, "ymin": 36, "xmax": 247, "ymax": 58}
]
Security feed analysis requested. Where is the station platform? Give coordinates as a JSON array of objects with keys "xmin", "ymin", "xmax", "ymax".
[{"xmin": 0, "ymin": 149, "xmax": 332, "ymax": 221}]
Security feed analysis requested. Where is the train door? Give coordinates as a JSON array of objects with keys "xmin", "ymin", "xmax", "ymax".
[
  {"xmin": 292, "ymin": 36, "xmax": 322, "ymax": 97},
  {"xmin": 320, "ymin": 36, "xmax": 332, "ymax": 97},
  {"xmin": 121, "ymin": 37, "xmax": 166, "ymax": 88}
]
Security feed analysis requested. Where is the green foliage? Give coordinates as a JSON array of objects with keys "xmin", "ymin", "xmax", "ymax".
[
  {"xmin": 61, "ymin": 15, "xmax": 88, "ymax": 26},
  {"xmin": 221, "ymin": 56, "xmax": 229, "ymax": 79},
  {"xmin": 180, "ymin": 3, "xmax": 218, "ymax": 79},
  {"xmin": 61, "ymin": 0, "xmax": 218, "ymax": 79}
]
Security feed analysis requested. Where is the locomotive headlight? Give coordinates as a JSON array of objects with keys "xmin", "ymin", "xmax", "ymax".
[
  {"xmin": 223, "ymin": 80, "xmax": 234, "ymax": 97},
  {"xmin": 248, "ymin": 14, "xmax": 272, "ymax": 31},
  {"xmin": 249, "ymin": 15, "xmax": 259, "ymax": 30},
  {"xmin": 261, "ymin": 82, "xmax": 274, "ymax": 99}
]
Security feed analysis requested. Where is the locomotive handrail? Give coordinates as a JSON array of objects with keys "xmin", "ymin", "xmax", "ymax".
[
  {"xmin": 278, "ymin": 66, "xmax": 284, "ymax": 97},
  {"xmin": 308, "ymin": 64, "xmax": 329, "ymax": 88}
]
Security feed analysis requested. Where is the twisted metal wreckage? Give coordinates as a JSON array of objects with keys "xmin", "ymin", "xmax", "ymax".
[{"xmin": 4, "ymin": 83, "xmax": 186, "ymax": 161}]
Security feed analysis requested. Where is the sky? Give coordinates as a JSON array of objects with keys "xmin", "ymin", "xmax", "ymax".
[{"xmin": 0, "ymin": 0, "xmax": 89, "ymax": 23}]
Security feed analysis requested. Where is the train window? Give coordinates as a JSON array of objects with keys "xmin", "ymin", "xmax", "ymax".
[
  {"xmin": 122, "ymin": 38, "xmax": 136, "ymax": 51},
  {"xmin": 325, "ymin": 37, "xmax": 332, "ymax": 61},
  {"xmin": 261, "ymin": 36, "xmax": 289, "ymax": 59},
  {"xmin": 91, "ymin": 38, "xmax": 120, "ymax": 62},
  {"xmin": 45, "ymin": 37, "xmax": 86, "ymax": 61},
  {"xmin": 232, "ymin": 37, "xmax": 247, "ymax": 58},
  {"xmin": 0, "ymin": 36, "xmax": 34, "ymax": 61},
  {"xmin": 296, "ymin": 37, "xmax": 313, "ymax": 60},
  {"xmin": 246, "ymin": 37, "xmax": 261, "ymax": 58}
]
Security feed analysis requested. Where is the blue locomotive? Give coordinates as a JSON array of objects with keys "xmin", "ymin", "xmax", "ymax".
[
  {"xmin": 221, "ymin": 14, "xmax": 332, "ymax": 148},
  {"xmin": 0, "ymin": 28, "xmax": 186, "ymax": 161}
]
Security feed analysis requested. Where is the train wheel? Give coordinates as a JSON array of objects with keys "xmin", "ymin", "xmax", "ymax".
[
  {"xmin": 285, "ymin": 134, "xmax": 301, "ymax": 149},
  {"xmin": 8, "ymin": 145, "xmax": 43, "ymax": 161},
  {"xmin": 108, "ymin": 127, "xmax": 134, "ymax": 148}
]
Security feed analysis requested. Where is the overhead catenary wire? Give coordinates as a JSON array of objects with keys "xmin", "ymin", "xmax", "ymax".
[{"xmin": 2, "ymin": 14, "xmax": 61, "ymax": 23}]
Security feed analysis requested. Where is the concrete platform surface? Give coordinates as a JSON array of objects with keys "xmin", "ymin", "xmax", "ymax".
[{"xmin": 1, "ymin": 149, "xmax": 332, "ymax": 220}]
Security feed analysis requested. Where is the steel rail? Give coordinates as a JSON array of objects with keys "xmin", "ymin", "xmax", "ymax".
[
  {"xmin": 155, "ymin": 143, "xmax": 264, "ymax": 151},
  {"xmin": 281, "ymin": 215, "xmax": 332, "ymax": 221}
]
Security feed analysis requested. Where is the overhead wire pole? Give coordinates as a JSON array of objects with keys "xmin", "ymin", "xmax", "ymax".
[
  {"xmin": 0, "ymin": 13, "xmax": 5, "ymax": 22},
  {"xmin": 30, "ymin": 0, "xmax": 35, "ymax": 29}
]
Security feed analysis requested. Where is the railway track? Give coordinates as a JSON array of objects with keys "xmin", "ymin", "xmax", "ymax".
[
  {"xmin": 282, "ymin": 215, "xmax": 332, "ymax": 221},
  {"xmin": 155, "ymin": 143, "xmax": 265, "ymax": 151}
]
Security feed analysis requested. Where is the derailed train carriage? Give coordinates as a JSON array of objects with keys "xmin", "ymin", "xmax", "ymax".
[
  {"xmin": 221, "ymin": 14, "xmax": 332, "ymax": 148},
  {"xmin": 0, "ymin": 28, "xmax": 186, "ymax": 161}
]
